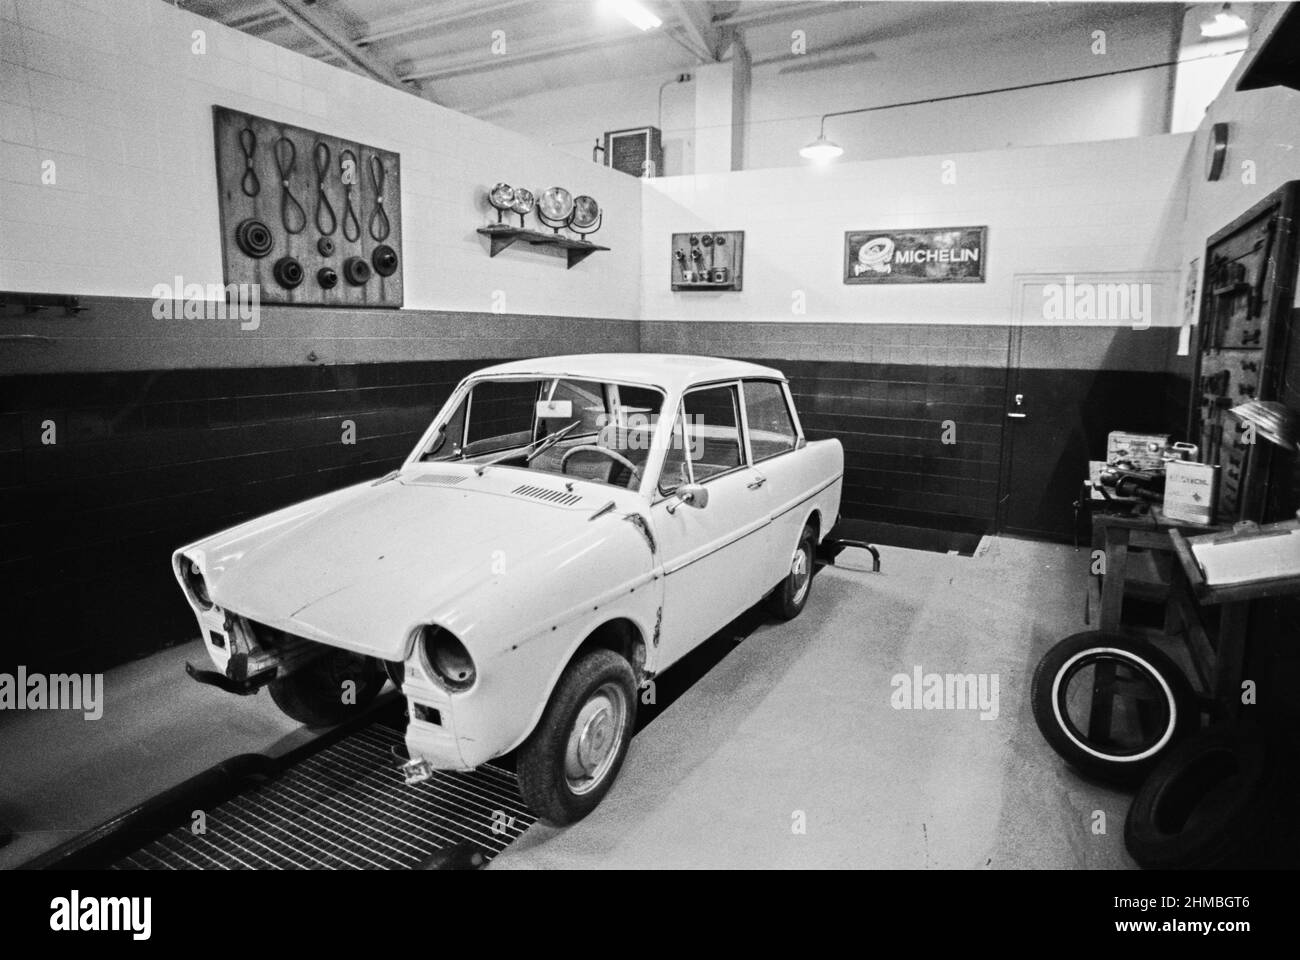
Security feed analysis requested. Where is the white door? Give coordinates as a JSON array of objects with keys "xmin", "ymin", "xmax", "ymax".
[
  {"xmin": 651, "ymin": 383, "xmax": 772, "ymax": 669},
  {"xmin": 739, "ymin": 378, "xmax": 808, "ymax": 586}
]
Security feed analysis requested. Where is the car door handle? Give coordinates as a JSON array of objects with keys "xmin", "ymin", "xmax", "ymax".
[
  {"xmin": 1007, "ymin": 412, "xmax": 1027, "ymax": 419},
  {"xmin": 747, "ymin": 476, "xmax": 767, "ymax": 490}
]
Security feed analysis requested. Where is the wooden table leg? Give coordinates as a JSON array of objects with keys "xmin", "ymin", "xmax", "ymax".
[
  {"xmin": 1099, "ymin": 526, "xmax": 1130, "ymax": 633},
  {"xmin": 1214, "ymin": 601, "xmax": 1250, "ymax": 723}
]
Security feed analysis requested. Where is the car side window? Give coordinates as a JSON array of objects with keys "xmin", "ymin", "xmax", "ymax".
[
  {"xmin": 424, "ymin": 395, "xmax": 467, "ymax": 460},
  {"xmin": 682, "ymin": 383, "xmax": 744, "ymax": 482},
  {"xmin": 743, "ymin": 380, "xmax": 798, "ymax": 462},
  {"xmin": 658, "ymin": 404, "xmax": 692, "ymax": 497}
]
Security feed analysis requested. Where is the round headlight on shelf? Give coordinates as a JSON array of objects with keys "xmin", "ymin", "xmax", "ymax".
[
  {"xmin": 571, "ymin": 195, "xmax": 600, "ymax": 230},
  {"xmin": 538, "ymin": 186, "xmax": 573, "ymax": 221},
  {"xmin": 510, "ymin": 187, "xmax": 535, "ymax": 216},
  {"xmin": 488, "ymin": 182, "xmax": 516, "ymax": 211},
  {"xmin": 419, "ymin": 625, "xmax": 476, "ymax": 692}
]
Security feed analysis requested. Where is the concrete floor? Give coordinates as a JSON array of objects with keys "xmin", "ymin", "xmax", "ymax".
[
  {"xmin": 494, "ymin": 538, "xmax": 1138, "ymax": 869},
  {"xmin": 0, "ymin": 537, "xmax": 1140, "ymax": 869},
  {"xmin": 0, "ymin": 644, "xmax": 311, "ymax": 869}
]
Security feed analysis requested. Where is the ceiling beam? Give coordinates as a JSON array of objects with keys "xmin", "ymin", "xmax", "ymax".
[
  {"xmin": 266, "ymin": 0, "xmax": 433, "ymax": 99},
  {"xmin": 400, "ymin": 27, "xmax": 664, "ymax": 82},
  {"xmin": 715, "ymin": 1, "xmax": 856, "ymax": 31},
  {"xmin": 752, "ymin": 34, "xmax": 882, "ymax": 71},
  {"xmin": 668, "ymin": 0, "xmax": 722, "ymax": 61},
  {"xmin": 356, "ymin": 0, "xmax": 536, "ymax": 46}
]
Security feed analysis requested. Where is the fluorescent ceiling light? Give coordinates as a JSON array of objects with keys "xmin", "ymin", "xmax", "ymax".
[
  {"xmin": 799, "ymin": 135, "xmax": 844, "ymax": 163},
  {"xmin": 602, "ymin": 0, "xmax": 662, "ymax": 32},
  {"xmin": 1201, "ymin": 5, "xmax": 1248, "ymax": 38}
]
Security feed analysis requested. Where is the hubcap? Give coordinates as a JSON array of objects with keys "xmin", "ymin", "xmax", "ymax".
[
  {"xmin": 564, "ymin": 683, "xmax": 628, "ymax": 794},
  {"xmin": 791, "ymin": 543, "xmax": 811, "ymax": 604}
]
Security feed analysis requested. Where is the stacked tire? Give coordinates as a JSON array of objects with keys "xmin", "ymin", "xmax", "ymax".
[
  {"xmin": 1032, "ymin": 630, "xmax": 1299, "ymax": 868},
  {"xmin": 1124, "ymin": 726, "xmax": 1297, "ymax": 869}
]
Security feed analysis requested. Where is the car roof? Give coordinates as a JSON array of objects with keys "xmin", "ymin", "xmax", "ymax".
[{"xmin": 470, "ymin": 354, "xmax": 786, "ymax": 393}]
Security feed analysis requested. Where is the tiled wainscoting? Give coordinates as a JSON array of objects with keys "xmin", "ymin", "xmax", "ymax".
[
  {"xmin": 642, "ymin": 321, "xmax": 1187, "ymax": 541},
  {"xmin": 0, "ymin": 300, "xmax": 638, "ymax": 674},
  {"xmin": 3, "ymin": 307, "xmax": 1192, "ymax": 674}
]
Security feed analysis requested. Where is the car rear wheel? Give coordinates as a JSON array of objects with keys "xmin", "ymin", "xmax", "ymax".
[
  {"xmin": 517, "ymin": 649, "xmax": 637, "ymax": 826},
  {"xmin": 766, "ymin": 523, "xmax": 816, "ymax": 621},
  {"xmin": 268, "ymin": 647, "xmax": 387, "ymax": 727}
]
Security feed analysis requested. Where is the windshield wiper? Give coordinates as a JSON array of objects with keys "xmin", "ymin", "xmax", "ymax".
[{"xmin": 475, "ymin": 421, "xmax": 580, "ymax": 476}]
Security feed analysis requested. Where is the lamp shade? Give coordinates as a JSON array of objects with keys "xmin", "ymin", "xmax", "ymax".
[
  {"xmin": 1229, "ymin": 399, "xmax": 1298, "ymax": 451},
  {"xmin": 799, "ymin": 135, "xmax": 844, "ymax": 162}
]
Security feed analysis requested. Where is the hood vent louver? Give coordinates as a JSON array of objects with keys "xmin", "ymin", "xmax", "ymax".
[
  {"xmin": 408, "ymin": 473, "xmax": 468, "ymax": 487},
  {"xmin": 512, "ymin": 483, "xmax": 583, "ymax": 506}
]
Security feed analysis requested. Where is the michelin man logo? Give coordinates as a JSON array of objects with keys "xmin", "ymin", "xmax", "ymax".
[{"xmin": 855, "ymin": 236, "xmax": 895, "ymax": 276}]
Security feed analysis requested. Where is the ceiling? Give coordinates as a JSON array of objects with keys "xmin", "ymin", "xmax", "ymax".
[{"xmin": 173, "ymin": 0, "xmax": 1187, "ymax": 113}]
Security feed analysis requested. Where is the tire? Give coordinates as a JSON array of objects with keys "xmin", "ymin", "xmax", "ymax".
[
  {"xmin": 766, "ymin": 523, "xmax": 815, "ymax": 621},
  {"xmin": 1125, "ymin": 726, "xmax": 1287, "ymax": 868},
  {"xmin": 517, "ymin": 649, "xmax": 637, "ymax": 826},
  {"xmin": 1031, "ymin": 631, "xmax": 1199, "ymax": 785},
  {"xmin": 268, "ymin": 647, "xmax": 387, "ymax": 727}
]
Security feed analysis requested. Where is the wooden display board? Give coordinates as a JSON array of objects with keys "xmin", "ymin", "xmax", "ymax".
[
  {"xmin": 213, "ymin": 106, "xmax": 403, "ymax": 308},
  {"xmin": 670, "ymin": 230, "xmax": 743, "ymax": 291}
]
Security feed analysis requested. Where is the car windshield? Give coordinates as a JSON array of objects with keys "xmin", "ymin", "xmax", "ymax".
[{"xmin": 417, "ymin": 377, "xmax": 667, "ymax": 490}]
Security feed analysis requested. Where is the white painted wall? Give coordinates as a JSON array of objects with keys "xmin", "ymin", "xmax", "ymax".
[
  {"xmin": 641, "ymin": 134, "xmax": 1193, "ymax": 326},
  {"xmin": 745, "ymin": 7, "xmax": 1179, "ymax": 170},
  {"xmin": 0, "ymin": 0, "xmax": 642, "ymax": 319},
  {"xmin": 470, "ymin": 3, "xmax": 1181, "ymax": 175},
  {"xmin": 1175, "ymin": 5, "xmax": 1300, "ymax": 293}
]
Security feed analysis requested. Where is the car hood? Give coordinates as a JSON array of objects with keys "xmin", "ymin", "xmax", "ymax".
[{"xmin": 183, "ymin": 467, "xmax": 648, "ymax": 661}]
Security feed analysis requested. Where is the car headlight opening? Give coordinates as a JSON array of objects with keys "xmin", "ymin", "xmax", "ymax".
[
  {"xmin": 179, "ymin": 556, "xmax": 213, "ymax": 610},
  {"xmin": 420, "ymin": 625, "xmax": 476, "ymax": 691}
]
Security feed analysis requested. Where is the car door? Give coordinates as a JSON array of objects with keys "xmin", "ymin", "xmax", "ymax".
[
  {"xmin": 738, "ymin": 378, "xmax": 808, "ymax": 586},
  {"xmin": 650, "ymin": 382, "xmax": 772, "ymax": 669}
]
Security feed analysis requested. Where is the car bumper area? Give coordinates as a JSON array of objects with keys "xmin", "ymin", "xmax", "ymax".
[{"xmin": 401, "ymin": 673, "xmax": 493, "ymax": 772}]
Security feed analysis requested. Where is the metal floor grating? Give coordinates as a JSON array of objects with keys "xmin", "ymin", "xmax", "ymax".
[{"xmin": 111, "ymin": 722, "xmax": 534, "ymax": 870}]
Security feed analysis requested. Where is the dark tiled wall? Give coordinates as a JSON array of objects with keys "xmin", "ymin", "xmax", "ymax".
[
  {"xmin": 0, "ymin": 360, "xmax": 491, "ymax": 674},
  {"xmin": 0, "ymin": 297, "xmax": 640, "ymax": 674},
  {"xmin": 644, "ymin": 321, "xmax": 1186, "ymax": 539},
  {"xmin": 776, "ymin": 359, "xmax": 1005, "ymax": 535}
]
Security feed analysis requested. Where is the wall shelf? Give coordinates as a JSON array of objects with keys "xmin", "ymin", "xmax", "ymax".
[
  {"xmin": 477, "ymin": 224, "xmax": 608, "ymax": 269},
  {"xmin": 670, "ymin": 280, "xmax": 740, "ymax": 292}
]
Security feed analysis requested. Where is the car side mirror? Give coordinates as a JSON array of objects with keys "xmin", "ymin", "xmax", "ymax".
[{"xmin": 667, "ymin": 482, "xmax": 709, "ymax": 514}]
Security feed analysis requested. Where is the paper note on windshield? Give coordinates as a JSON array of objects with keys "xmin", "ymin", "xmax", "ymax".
[{"xmin": 1193, "ymin": 529, "xmax": 1300, "ymax": 586}]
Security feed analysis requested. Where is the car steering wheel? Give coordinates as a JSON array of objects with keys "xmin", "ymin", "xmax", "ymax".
[{"xmin": 560, "ymin": 445, "xmax": 642, "ymax": 487}]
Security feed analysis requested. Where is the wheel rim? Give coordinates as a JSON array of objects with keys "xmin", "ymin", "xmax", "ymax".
[
  {"xmin": 564, "ymin": 682, "xmax": 628, "ymax": 795},
  {"xmin": 790, "ymin": 542, "xmax": 811, "ymax": 605}
]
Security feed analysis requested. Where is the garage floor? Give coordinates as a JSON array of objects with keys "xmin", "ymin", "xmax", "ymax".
[
  {"xmin": 0, "ymin": 537, "xmax": 1141, "ymax": 870},
  {"xmin": 494, "ymin": 537, "xmax": 1138, "ymax": 870}
]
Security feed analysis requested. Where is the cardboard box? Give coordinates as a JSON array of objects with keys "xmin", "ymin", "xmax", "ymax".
[{"xmin": 1164, "ymin": 460, "xmax": 1218, "ymax": 525}]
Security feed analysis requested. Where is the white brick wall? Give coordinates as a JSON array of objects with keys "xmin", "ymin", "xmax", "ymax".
[
  {"xmin": 0, "ymin": 0, "xmax": 642, "ymax": 320},
  {"xmin": 640, "ymin": 134, "xmax": 1193, "ymax": 326}
]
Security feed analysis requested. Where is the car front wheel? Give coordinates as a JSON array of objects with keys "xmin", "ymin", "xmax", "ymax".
[{"xmin": 517, "ymin": 649, "xmax": 637, "ymax": 826}]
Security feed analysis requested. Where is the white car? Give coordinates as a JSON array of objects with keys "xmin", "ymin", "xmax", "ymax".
[{"xmin": 175, "ymin": 354, "xmax": 843, "ymax": 824}]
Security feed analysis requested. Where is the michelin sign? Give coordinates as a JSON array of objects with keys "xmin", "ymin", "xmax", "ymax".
[{"xmin": 845, "ymin": 226, "xmax": 987, "ymax": 284}]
